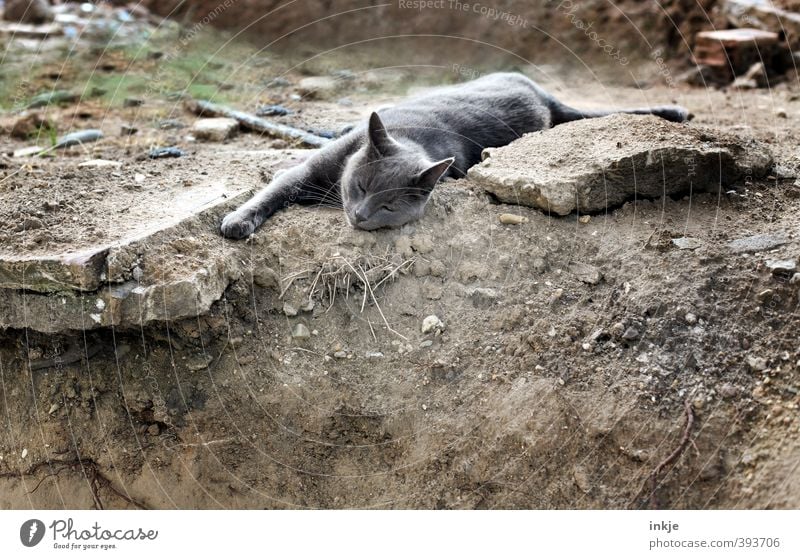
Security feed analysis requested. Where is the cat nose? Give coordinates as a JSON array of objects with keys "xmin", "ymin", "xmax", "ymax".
[{"xmin": 354, "ymin": 208, "xmax": 368, "ymax": 222}]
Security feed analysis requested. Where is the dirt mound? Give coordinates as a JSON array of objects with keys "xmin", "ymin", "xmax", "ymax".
[{"xmin": 140, "ymin": 0, "xmax": 725, "ymax": 65}]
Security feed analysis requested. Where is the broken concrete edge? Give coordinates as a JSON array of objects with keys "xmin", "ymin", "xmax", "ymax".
[
  {"xmin": 0, "ymin": 260, "xmax": 242, "ymax": 334},
  {"xmin": 0, "ymin": 193, "xmax": 253, "ymax": 333},
  {"xmin": 0, "ymin": 184, "xmax": 251, "ymax": 293}
]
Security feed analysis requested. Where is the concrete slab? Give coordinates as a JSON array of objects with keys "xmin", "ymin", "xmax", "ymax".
[
  {"xmin": 468, "ymin": 114, "xmax": 773, "ymax": 216},
  {"xmin": 0, "ymin": 149, "xmax": 312, "ymax": 332}
]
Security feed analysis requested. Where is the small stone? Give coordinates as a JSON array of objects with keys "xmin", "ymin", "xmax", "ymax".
[
  {"xmin": 283, "ymin": 302, "xmax": 298, "ymax": 317},
  {"xmin": 729, "ymin": 233, "xmax": 787, "ymax": 253},
  {"xmin": 499, "ymin": 213, "xmax": 528, "ymax": 225},
  {"xmin": 636, "ymin": 353, "xmax": 649, "ymax": 363},
  {"xmin": 186, "ymin": 355, "xmax": 213, "ymax": 371},
  {"xmin": 78, "ymin": 159, "xmax": 121, "ymax": 168},
  {"xmin": 756, "ymin": 289, "xmax": 774, "ymax": 302},
  {"xmin": 147, "ymin": 424, "xmax": 160, "ymax": 436},
  {"xmin": 747, "ymin": 355, "xmax": 768, "ymax": 372},
  {"xmin": 672, "ymin": 237, "xmax": 703, "ymax": 250},
  {"xmin": 365, "ymin": 351, "xmax": 384, "ymax": 359},
  {"xmin": 685, "ymin": 312, "xmax": 697, "ymax": 325},
  {"xmin": 48, "ymin": 403, "xmax": 59, "ymax": 415},
  {"xmin": 568, "ymin": 261, "xmax": 602, "ymax": 285},
  {"xmin": 765, "ymin": 258, "xmax": 796, "ymax": 275},
  {"xmin": 291, "ymin": 323, "xmax": 311, "ymax": 339},
  {"xmin": 790, "ymin": 273, "xmax": 800, "ymax": 285},
  {"xmin": 191, "ymin": 118, "xmax": 239, "ymax": 141},
  {"xmin": 123, "ymin": 97, "xmax": 144, "ymax": 108},
  {"xmin": 419, "ymin": 340, "xmax": 433, "ymax": 348},
  {"xmin": 719, "ymin": 383, "xmax": 738, "ymax": 399},
  {"xmin": 622, "ymin": 327, "xmax": 640, "ymax": 341},
  {"xmin": 776, "ymin": 108, "xmax": 787, "ymax": 118},
  {"xmin": 333, "ymin": 350, "xmax": 348, "ymax": 359},
  {"xmin": 21, "ymin": 448, "xmax": 28, "ymax": 459},
  {"xmin": 12, "ymin": 146, "xmax": 43, "ymax": 157},
  {"xmin": 421, "ymin": 315, "xmax": 445, "ymax": 334},
  {"xmin": 134, "ymin": 173, "xmax": 145, "ymax": 183},
  {"xmin": 148, "ymin": 147, "xmax": 185, "ymax": 159},
  {"xmin": 120, "ymin": 124, "xmax": 138, "ymax": 135},
  {"xmin": 578, "ymin": 215, "xmax": 591, "ymax": 224}
]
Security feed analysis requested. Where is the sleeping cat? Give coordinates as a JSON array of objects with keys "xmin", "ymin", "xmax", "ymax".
[{"xmin": 220, "ymin": 72, "xmax": 688, "ymax": 238}]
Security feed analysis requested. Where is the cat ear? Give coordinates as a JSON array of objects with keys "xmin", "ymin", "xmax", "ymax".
[
  {"xmin": 367, "ymin": 112, "xmax": 393, "ymax": 155},
  {"xmin": 416, "ymin": 157, "xmax": 455, "ymax": 193}
]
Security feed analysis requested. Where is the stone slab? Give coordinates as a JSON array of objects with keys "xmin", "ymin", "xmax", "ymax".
[{"xmin": 468, "ymin": 114, "xmax": 773, "ymax": 216}]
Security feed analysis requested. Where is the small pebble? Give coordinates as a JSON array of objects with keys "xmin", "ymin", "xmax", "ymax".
[
  {"xmin": 421, "ymin": 315, "xmax": 445, "ymax": 334},
  {"xmin": 291, "ymin": 323, "xmax": 311, "ymax": 339},
  {"xmin": 499, "ymin": 213, "xmax": 528, "ymax": 225}
]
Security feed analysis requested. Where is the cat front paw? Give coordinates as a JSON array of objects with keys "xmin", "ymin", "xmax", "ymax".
[{"xmin": 220, "ymin": 211, "xmax": 257, "ymax": 239}]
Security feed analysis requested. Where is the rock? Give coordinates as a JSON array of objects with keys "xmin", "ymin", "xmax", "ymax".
[
  {"xmin": 78, "ymin": 159, "xmax": 121, "ymax": 168},
  {"xmin": 719, "ymin": 383, "xmax": 738, "ymax": 399},
  {"xmin": 3, "ymin": 0, "xmax": 54, "ymax": 24},
  {"xmin": 672, "ymin": 237, "xmax": 703, "ymax": 250},
  {"xmin": 283, "ymin": 302, "xmax": 298, "ymax": 317},
  {"xmin": 499, "ymin": 213, "xmax": 528, "ymax": 225},
  {"xmin": 421, "ymin": 315, "xmax": 445, "ymax": 334},
  {"xmin": 121, "ymin": 124, "xmax": 138, "ymax": 136},
  {"xmin": 158, "ymin": 119, "xmax": 186, "ymax": 130},
  {"xmin": 685, "ymin": 312, "xmax": 698, "ymax": 325},
  {"xmin": 291, "ymin": 323, "xmax": 311, "ymax": 339},
  {"xmin": 568, "ymin": 261, "xmax": 602, "ymax": 285},
  {"xmin": 578, "ymin": 215, "xmax": 591, "ymax": 224},
  {"xmin": 419, "ymin": 340, "xmax": 433, "ymax": 348},
  {"xmin": 333, "ymin": 350, "xmax": 348, "ymax": 359},
  {"xmin": 622, "ymin": 327, "xmax": 641, "ymax": 341},
  {"xmin": 123, "ymin": 97, "xmax": 144, "ymax": 108},
  {"xmin": 12, "ymin": 146, "xmax": 43, "ymax": 157},
  {"xmin": 365, "ymin": 351, "xmax": 384, "ymax": 359},
  {"xmin": 776, "ymin": 108, "xmax": 788, "ymax": 119},
  {"xmin": 25, "ymin": 90, "xmax": 77, "ymax": 109},
  {"xmin": 790, "ymin": 273, "xmax": 800, "ymax": 285},
  {"xmin": 747, "ymin": 355, "xmax": 768, "ymax": 372},
  {"xmin": 191, "ymin": 118, "xmax": 239, "ymax": 141},
  {"xmin": 765, "ymin": 258, "xmax": 796, "ymax": 275},
  {"xmin": 728, "ymin": 233, "xmax": 787, "ymax": 253},
  {"xmin": 186, "ymin": 355, "xmax": 213, "ymax": 371},
  {"xmin": 255, "ymin": 104, "xmax": 292, "ymax": 116},
  {"xmin": 468, "ymin": 287, "xmax": 500, "ymax": 308},
  {"xmin": 468, "ymin": 114, "xmax": 772, "ymax": 215},
  {"xmin": 54, "ymin": 129, "xmax": 103, "ymax": 149},
  {"xmin": 48, "ymin": 403, "xmax": 59, "ymax": 415},
  {"xmin": 756, "ymin": 289, "xmax": 774, "ymax": 302},
  {"xmin": 148, "ymin": 146, "xmax": 185, "ymax": 159},
  {"xmin": 296, "ymin": 76, "xmax": 342, "ymax": 99}
]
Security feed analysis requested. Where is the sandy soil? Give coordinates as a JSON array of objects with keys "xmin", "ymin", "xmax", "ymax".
[{"xmin": 1, "ymin": 63, "xmax": 799, "ymax": 509}]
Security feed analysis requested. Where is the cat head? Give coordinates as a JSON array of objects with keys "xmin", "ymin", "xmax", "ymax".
[{"xmin": 341, "ymin": 112, "xmax": 454, "ymax": 231}]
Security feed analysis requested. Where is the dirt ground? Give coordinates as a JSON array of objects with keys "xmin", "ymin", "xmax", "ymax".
[{"xmin": 1, "ymin": 27, "xmax": 799, "ymax": 509}]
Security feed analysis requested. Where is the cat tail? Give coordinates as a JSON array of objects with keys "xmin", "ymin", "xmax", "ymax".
[{"xmin": 550, "ymin": 103, "xmax": 691, "ymax": 125}]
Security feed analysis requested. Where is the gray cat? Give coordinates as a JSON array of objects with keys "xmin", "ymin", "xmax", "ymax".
[{"xmin": 220, "ymin": 72, "xmax": 688, "ymax": 238}]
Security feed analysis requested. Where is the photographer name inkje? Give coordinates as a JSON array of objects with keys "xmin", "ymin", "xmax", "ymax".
[{"xmin": 49, "ymin": 518, "xmax": 158, "ymax": 549}]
